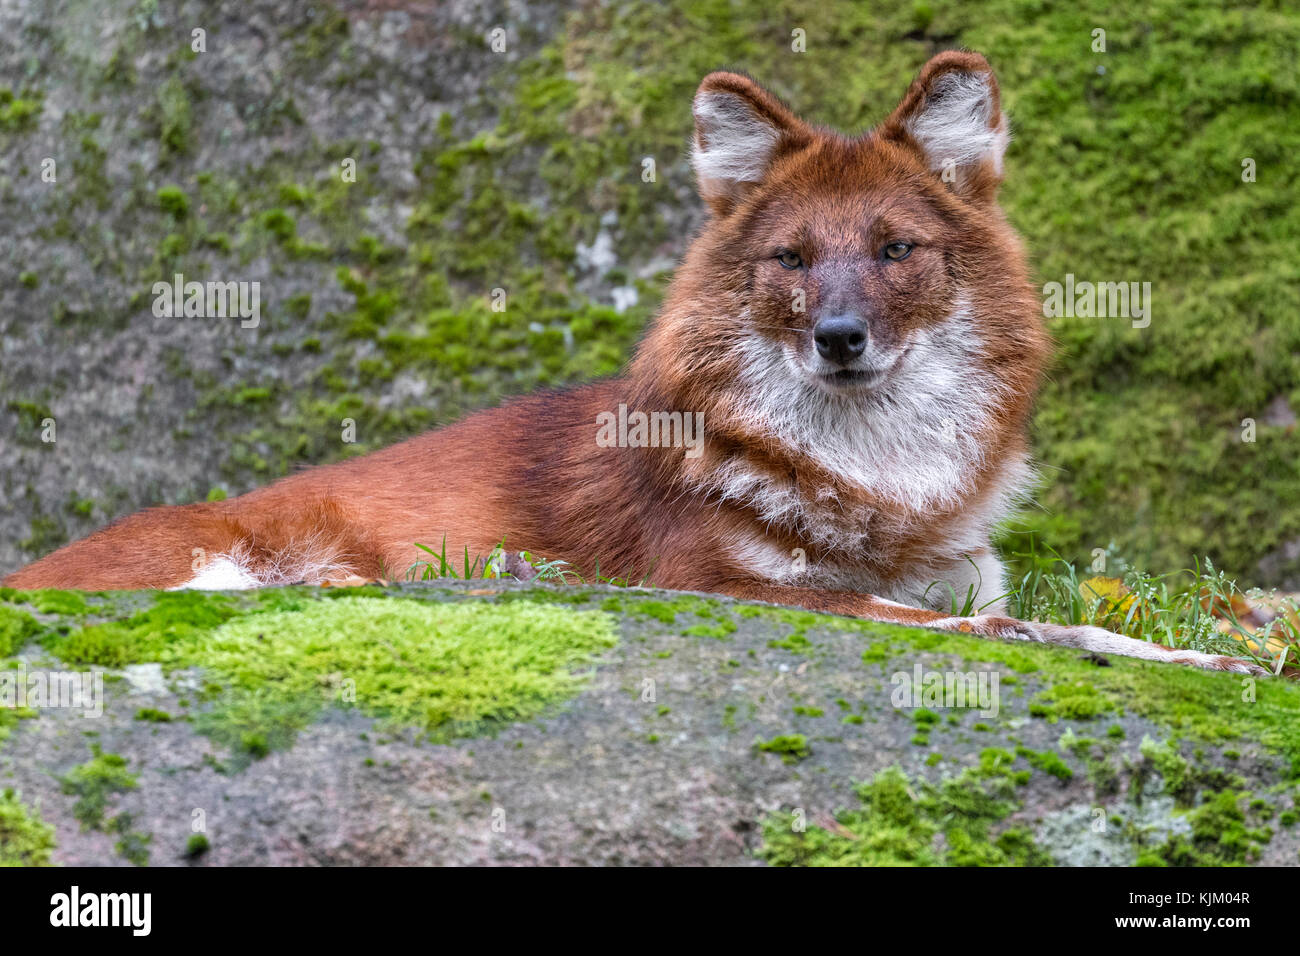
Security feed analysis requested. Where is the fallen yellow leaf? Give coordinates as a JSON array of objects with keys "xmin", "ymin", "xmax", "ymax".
[{"xmin": 1080, "ymin": 576, "xmax": 1136, "ymax": 626}]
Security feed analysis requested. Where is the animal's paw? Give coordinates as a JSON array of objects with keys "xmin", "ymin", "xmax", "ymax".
[
  {"xmin": 927, "ymin": 614, "xmax": 1045, "ymax": 642},
  {"xmin": 1162, "ymin": 648, "xmax": 1268, "ymax": 676}
]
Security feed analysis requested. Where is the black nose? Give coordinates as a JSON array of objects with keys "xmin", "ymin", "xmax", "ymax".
[{"xmin": 813, "ymin": 314, "xmax": 869, "ymax": 365}]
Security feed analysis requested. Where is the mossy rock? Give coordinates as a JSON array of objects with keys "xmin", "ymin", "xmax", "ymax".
[{"xmin": 1, "ymin": 580, "xmax": 1296, "ymax": 866}]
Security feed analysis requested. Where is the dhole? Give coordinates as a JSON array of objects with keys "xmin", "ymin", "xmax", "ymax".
[{"xmin": 5, "ymin": 52, "xmax": 1260, "ymax": 674}]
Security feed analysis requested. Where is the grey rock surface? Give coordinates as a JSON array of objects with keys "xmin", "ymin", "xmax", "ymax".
[{"xmin": 2, "ymin": 580, "xmax": 1294, "ymax": 866}]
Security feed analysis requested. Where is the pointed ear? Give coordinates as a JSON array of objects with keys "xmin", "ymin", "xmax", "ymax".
[
  {"xmin": 880, "ymin": 51, "xmax": 1009, "ymax": 202},
  {"xmin": 691, "ymin": 72, "xmax": 811, "ymax": 216}
]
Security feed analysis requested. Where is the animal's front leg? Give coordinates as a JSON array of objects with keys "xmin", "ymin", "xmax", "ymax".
[
  {"xmin": 924, "ymin": 613, "xmax": 1267, "ymax": 675},
  {"xmin": 713, "ymin": 581, "xmax": 1064, "ymax": 639},
  {"xmin": 712, "ymin": 581, "xmax": 951, "ymax": 626},
  {"xmin": 712, "ymin": 580, "xmax": 1266, "ymax": 676}
]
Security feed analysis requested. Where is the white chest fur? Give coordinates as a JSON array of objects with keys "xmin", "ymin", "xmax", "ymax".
[{"xmin": 712, "ymin": 302, "xmax": 1032, "ymax": 602}]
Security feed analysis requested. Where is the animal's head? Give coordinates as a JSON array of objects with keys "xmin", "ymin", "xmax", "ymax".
[{"xmin": 648, "ymin": 50, "xmax": 1046, "ymax": 431}]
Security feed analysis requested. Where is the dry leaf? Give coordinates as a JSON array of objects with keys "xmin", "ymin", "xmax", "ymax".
[{"xmin": 1080, "ymin": 576, "xmax": 1136, "ymax": 626}]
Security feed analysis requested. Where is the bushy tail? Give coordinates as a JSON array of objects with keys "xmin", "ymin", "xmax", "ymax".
[{"xmin": 4, "ymin": 498, "xmax": 384, "ymax": 591}]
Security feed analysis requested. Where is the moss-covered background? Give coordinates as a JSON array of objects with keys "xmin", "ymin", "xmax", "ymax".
[{"xmin": 2, "ymin": 0, "xmax": 1298, "ymax": 585}]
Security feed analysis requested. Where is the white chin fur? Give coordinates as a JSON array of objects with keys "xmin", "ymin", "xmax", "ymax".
[
  {"xmin": 704, "ymin": 296, "xmax": 1035, "ymax": 588},
  {"xmin": 726, "ymin": 297, "xmax": 1030, "ymax": 514}
]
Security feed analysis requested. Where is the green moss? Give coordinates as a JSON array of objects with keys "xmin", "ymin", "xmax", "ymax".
[
  {"xmin": 185, "ymin": 833, "xmax": 210, "ymax": 858},
  {"xmin": 758, "ymin": 610, "xmax": 828, "ymax": 650},
  {"xmin": 156, "ymin": 185, "xmax": 189, "ymax": 218},
  {"xmin": 184, "ymin": 690, "xmax": 317, "ymax": 769},
  {"xmin": 1015, "ymin": 746, "xmax": 1074, "ymax": 782},
  {"xmin": 134, "ymin": 708, "xmax": 173, "ymax": 723},
  {"xmin": 259, "ymin": 208, "xmax": 296, "ymax": 242},
  {"xmin": 278, "ymin": 183, "xmax": 312, "ymax": 206},
  {"xmin": 1138, "ymin": 790, "xmax": 1272, "ymax": 866},
  {"xmin": 8, "ymin": 589, "xmax": 90, "ymax": 616},
  {"xmin": 0, "ymin": 88, "xmax": 43, "ymax": 132},
  {"xmin": 285, "ymin": 293, "xmax": 313, "ymax": 320},
  {"xmin": 756, "ymin": 733, "xmax": 811, "ymax": 764},
  {"xmin": 1029, "ymin": 681, "xmax": 1116, "ymax": 722},
  {"xmin": 67, "ymin": 131, "xmax": 111, "ymax": 211},
  {"xmin": 760, "ymin": 763, "xmax": 1050, "ymax": 867},
  {"xmin": 7, "ymin": 400, "xmax": 52, "ymax": 432},
  {"xmin": 158, "ymin": 231, "xmax": 189, "ymax": 259},
  {"xmin": 1138, "ymin": 736, "xmax": 1193, "ymax": 801},
  {"xmin": 292, "ymin": 1, "xmax": 349, "ymax": 62},
  {"xmin": 18, "ymin": 515, "xmax": 61, "ymax": 556},
  {"xmin": 101, "ymin": 43, "xmax": 137, "ymax": 88},
  {"xmin": 860, "ymin": 640, "xmax": 900, "ymax": 663},
  {"xmin": 232, "ymin": 386, "xmax": 273, "ymax": 406},
  {"xmin": 0, "ymin": 606, "xmax": 40, "ymax": 657},
  {"xmin": 59, "ymin": 745, "xmax": 139, "ymax": 830},
  {"xmin": 793, "ymin": 706, "xmax": 824, "ymax": 717},
  {"xmin": 156, "ymin": 76, "xmax": 192, "ymax": 157},
  {"xmin": 111, "ymin": 817, "xmax": 151, "ymax": 866},
  {"xmin": 0, "ymin": 789, "xmax": 56, "ymax": 866},
  {"xmin": 763, "ymin": 767, "xmax": 941, "ymax": 866},
  {"xmin": 175, "ymin": 597, "xmax": 617, "ymax": 747},
  {"xmin": 1134, "ymin": 735, "xmax": 1246, "ymax": 809},
  {"xmin": 681, "ymin": 617, "xmax": 736, "ymax": 639},
  {"xmin": 627, "ymin": 600, "xmax": 678, "ymax": 624},
  {"xmin": 770, "ymin": 632, "xmax": 813, "ymax": 653},
  {"xmin": 47, "ymin": 592, "xmax": 238, "ymax": 667},
  {"xmin": 913, "ymin": 708, "xmax": 940, "ymax": 728}
]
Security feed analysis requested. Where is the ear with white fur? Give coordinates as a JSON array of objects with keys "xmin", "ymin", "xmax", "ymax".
[
  {"xmin": 881, "ymin": 51, "xmax": 1009, "ymax": 202},
  {"xmin": 691, "ymin": 72, "xmax": 811, "ymax": 216}
]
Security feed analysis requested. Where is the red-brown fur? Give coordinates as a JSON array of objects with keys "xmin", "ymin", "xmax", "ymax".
[{"xmin": 2, "ymin": 53, "xmax": 1264, "ymax": 675}]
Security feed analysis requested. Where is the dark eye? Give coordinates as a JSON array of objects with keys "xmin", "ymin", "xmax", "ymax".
[
  {"xmin": 775, "ymin": 250, "xmax": 803, "ymax": 270},
  {"xmin": 883, "ymin": 242, "xmax": 913, "ymax": 261}
]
